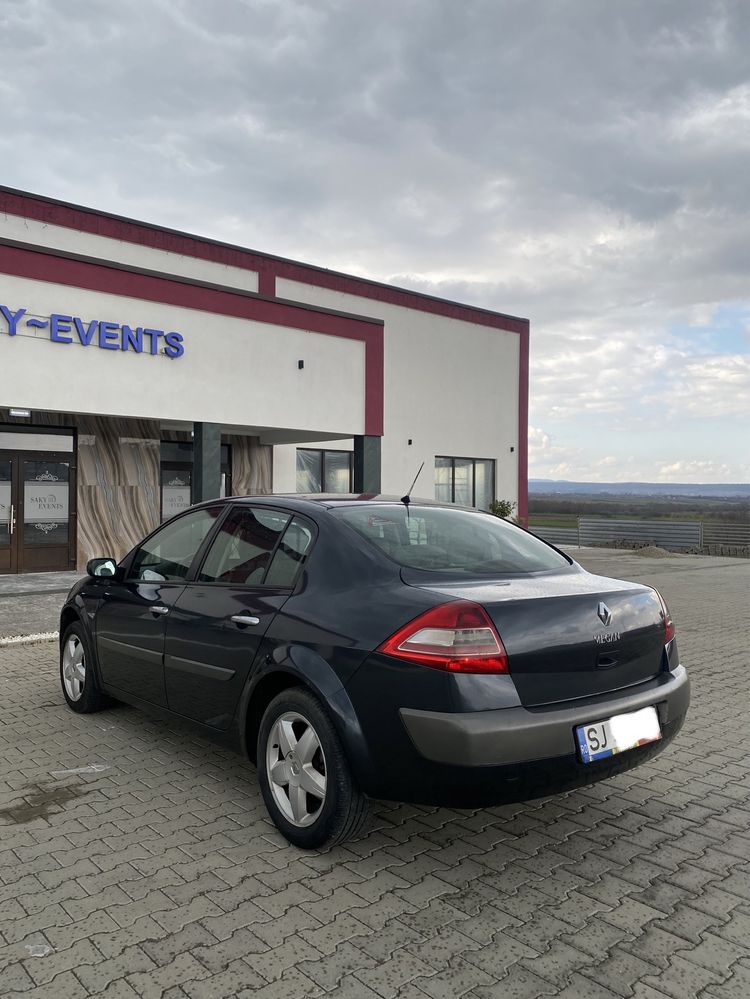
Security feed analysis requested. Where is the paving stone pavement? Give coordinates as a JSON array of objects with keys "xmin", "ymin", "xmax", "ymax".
[{"xmin": 0, "ymin": 551, "xmax": 748, "ymax": 998}]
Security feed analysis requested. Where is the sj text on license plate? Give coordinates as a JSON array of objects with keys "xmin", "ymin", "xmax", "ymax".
[{"xmin": 576, "ymin": 705, "xmax": 661, "ymax": 764}]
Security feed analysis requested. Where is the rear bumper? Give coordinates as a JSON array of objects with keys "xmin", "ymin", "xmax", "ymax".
[{"xmin": 400, "ymin": 665, "xmax": 689, "ymax": 767}]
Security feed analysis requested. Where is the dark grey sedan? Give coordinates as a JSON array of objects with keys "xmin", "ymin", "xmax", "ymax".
[{"xmin": 60, "ymin": 496, "xmax": 689, "ymax": 848}]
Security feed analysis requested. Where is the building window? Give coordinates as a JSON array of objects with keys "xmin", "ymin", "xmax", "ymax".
[
  {"xmin": 435, "ymin": 456, "xmax": 495, "ymax": 511},
  {"xmin": 296, "ymin": 449, "xmax": 353, "ymax": 493},
  {"xmin": 160, "ymin": 441, "xmax": 232, "ymax": 521}
]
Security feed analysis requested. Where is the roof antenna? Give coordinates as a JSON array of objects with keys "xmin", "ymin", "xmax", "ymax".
[{"xmin": 401, "ymin": 462, "xmax": 424, "ymax": 516}]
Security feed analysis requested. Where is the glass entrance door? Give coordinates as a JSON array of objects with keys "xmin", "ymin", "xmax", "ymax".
[
  {"xmin": 0, "ymin": 452, "xmax": 76, "ymax": 574},
  {"xmin": 22, "ymin": 458, "xmax": 73, "ymax": 572}
]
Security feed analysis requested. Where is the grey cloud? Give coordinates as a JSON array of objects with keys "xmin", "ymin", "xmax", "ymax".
[
  {"xmin": 1, "ymin": 0, "xmax": 748, "ymax": 476},
  {"xmin": 6, "ymin": 1, "xmax": 747, "ymax": 261}
]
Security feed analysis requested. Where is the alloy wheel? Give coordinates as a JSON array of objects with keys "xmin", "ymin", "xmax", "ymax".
[
  {"xmin": 62, "ymin": 635, "xmax": 86, "ymax": 702},
  {"xmin": 266, "ymin": 711, "xmax": 327, "ymax": 827}
]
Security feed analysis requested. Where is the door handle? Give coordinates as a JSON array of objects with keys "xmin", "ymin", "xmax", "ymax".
[
  {"xmin": 8, "ymin": 504, "xmax": 15, "ymax": 536},
  {"xmin": 230, "ymin": 614, "xmax": 260, "ymax": 627},
  {"xmin": 151, "ymin": 605, "xmax": 170, "ymax": 616}
]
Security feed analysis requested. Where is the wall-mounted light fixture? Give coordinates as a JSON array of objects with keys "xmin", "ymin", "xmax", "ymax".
[{"xmin": 9, "ymin": 408, "xmax": 31, "ymax": 418}]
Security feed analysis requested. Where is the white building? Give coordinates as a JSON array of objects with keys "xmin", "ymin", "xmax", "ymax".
[{"xmin": 0, "ymin": 187, "xmax": 528, "ymax": 574}]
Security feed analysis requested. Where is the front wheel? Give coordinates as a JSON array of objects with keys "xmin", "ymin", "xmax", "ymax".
[
  {"xmin": 60, "ymin": 622, "xmax": 111, "ymax": 713},
  {"xmin": 257, "ymin": 687, "xmax": 368, "ymax": 849}
]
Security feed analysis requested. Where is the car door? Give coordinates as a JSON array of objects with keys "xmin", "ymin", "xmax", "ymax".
[
  {"xmin": 95, "ymin": 505, "xmax": 224, "ymax": 705},
  {"xmin": 163, "ymin": 507, "xmax": 315, "ymax": 728}
]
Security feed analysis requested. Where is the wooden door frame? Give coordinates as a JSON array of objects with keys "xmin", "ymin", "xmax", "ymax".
[
  {"xmin": 0, "ymin": 455, "xmax": 18, "ymax": 574},
  {"xmin": 0, "ymin": 448, "xmax": 78, "ymax": 574}
]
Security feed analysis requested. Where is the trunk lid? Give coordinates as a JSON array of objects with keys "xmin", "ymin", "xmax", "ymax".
[{"xmin": 401, "ymin": 567, "xmax": 666, "ymax": 707}]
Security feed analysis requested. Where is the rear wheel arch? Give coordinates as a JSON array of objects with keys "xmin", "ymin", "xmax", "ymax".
[
  {"xmin": 244, "ymin": 671, "xmax": 303, "ymax": 765},
  {"xmin": 241, "ymin": 652, "xmax": 372, "ymax": 786}
]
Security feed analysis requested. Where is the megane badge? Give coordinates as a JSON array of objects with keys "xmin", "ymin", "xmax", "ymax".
[{"xmin": 597, "ymin": 602, "xmax": 612, "ymax": 627}]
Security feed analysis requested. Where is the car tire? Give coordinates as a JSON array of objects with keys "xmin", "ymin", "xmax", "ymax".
[
  {"xmin": 60, "ymin": 621, "xmax": 111, "ymax": 714},
  {"xmin": 258, "ymin": 687, "xmax": 368, "ymax": 849}
]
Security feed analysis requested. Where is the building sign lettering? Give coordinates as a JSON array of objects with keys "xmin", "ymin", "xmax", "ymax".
[
  {"xmin": 24, "ymin": 482, "xmax": 69, "ymax": 522},
  {"xmin": 0, "ymin": 304, "xmax": 185, "ymax": 359}
]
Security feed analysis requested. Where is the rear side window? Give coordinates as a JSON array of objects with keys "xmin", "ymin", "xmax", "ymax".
[
  {"xmin": 198, "ymin": 508, "xmax": 290, "ymax": 585},
  {"xmin": 264, "ymin": 516, "xmax": 315, "ymax": 587},
  {"xmin": 333, "ymin": 505, "xmax": 568, "ymax": 574}
]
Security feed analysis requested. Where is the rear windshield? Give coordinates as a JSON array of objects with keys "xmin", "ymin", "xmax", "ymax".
[{"xmin": 333, "ymin": 505, "xmax": 569, "ymax": 574}]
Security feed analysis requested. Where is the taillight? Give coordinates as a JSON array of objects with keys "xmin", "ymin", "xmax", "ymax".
[
  {"xmin": 656, "ymin": 590, "xmax": 676, "ymax": 644},
  {"xmin": 377, "ymin": 600, "xmax": 509, "ymax": 674}
]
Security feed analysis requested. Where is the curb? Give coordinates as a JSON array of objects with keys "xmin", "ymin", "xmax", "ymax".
[
  {"xmin": 0, "ymin": 588, "xmax": 72, "ymax": 599},
  {"xmin": 0, "ymin": 632, "xmax": 59, "ymax": 648}
]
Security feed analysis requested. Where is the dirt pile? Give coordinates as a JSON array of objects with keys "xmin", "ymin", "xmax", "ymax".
[{"xmin": 631, "ymin": 545, "xmax": 677, "ymax": 558}]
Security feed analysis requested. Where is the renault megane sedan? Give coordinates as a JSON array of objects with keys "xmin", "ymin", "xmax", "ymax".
[{"xmin": 59, "ymin": 495, "xmax": 689, "ymax": 848}]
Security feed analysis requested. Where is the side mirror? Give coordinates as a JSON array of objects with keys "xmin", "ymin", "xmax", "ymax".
[{"xmin": 87, "ymin": 557, "xmax": 118, "ymax": 578}]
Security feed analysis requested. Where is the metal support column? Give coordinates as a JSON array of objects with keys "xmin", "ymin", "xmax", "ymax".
[
  {"xmin": 353, "ymin": 436, "xmax": 382, "ymax": 495},
  {"xmin": 193, "ymin": 423, "xmax": 222, "ymax": 503}
]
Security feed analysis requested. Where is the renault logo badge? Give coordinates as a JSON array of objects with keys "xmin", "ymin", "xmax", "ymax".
[{"xmin": 597, "ymin": 602, "xmax": 612, "ymax": 627}]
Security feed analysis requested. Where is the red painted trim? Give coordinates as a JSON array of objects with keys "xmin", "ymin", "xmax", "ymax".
[
  {"xmin": 0, "ymin": 243, "xmax": 384, "ymax": 436},
  {"xmin": 0, "ymin": 187, "xmax": 529, "ymax": 334},
  {"xmin": 257, "ymin": 269, "xmax": 275, "ymax": 297},
  {"xmin": 517, "ymin": 325, "xmax": 529, "ymax": 525}
]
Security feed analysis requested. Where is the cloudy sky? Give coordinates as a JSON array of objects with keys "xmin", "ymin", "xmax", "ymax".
[{"xmin": 2, "ymin": 0, "xmax": 749, "ymax": 482}]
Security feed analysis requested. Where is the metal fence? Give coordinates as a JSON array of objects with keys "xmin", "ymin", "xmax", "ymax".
[
  {"xmin": 579, "ymin": 518, "xmax": 701, "ymax": 550},
  {"xmin": 702, "ymin": 523, "xmax": 750, "ymax": 546},
  {"xmin": 531, "ymin": 519, "xmax": 749, "ymax": 555},
  {"xmin": 529, "ymin": 526, "xmax": 579, "ymax": 547}
]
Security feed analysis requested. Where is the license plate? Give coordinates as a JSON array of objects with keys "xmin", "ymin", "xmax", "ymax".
[{"xmin": 575, "ymin": 706, "xmax": 661, "ymax": 764}]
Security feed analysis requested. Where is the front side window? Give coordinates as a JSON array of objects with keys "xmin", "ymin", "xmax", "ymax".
[
  {"xmin": 129, "ymin": 506, "xmax": 222, "ymax": 582},
  {"xmin": 333, "ymin": 504, "xmax": 567, "ymax": 574},
  {"xmin": 296, "ymin": 449, "xmax": 352, "ymax": 493},
  {"xmin": 435, "ymin": 456, "xmax": 495, "ymax": 511},
  {"xmin": 198, "ymin": 507, "xmax": 291, "ymax": 585}
]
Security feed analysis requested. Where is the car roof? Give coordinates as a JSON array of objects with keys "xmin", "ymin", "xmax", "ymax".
[{"xmin": 196, "ymin": 494, "xmax": 479, "ymax": 515}]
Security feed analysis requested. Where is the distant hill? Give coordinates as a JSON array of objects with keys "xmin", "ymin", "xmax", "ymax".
[{"xmin": 529, "ymin": 480, "xmax": 750, "ymax": 498}]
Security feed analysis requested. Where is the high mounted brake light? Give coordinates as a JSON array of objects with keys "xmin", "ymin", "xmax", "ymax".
[{"xmin": 377, "ymin": 600, "xmax": 509, "ymax": 674}]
